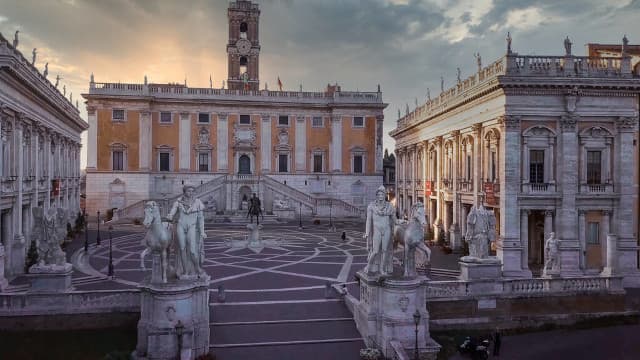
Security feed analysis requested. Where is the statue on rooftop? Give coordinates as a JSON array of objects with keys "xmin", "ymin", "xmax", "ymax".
[
  {"xmin": 397, "ymin": 108, "xmax": 401, "ymax": 120},
  {"xmin": 440, "ymin": 76, "xmax": 444, "ymax": 92},
  {"xmin": 90, "ymin": 72, "xmax": 94, "ymax": 83},
  {"xmin": 506, "ymin": 32, "xmax": 512, "ymax": 54},
  {"xmin": 63, "ymin": 85, "xmax": 66, "ymax": 96},
  {"xmin": 457, "ymin": 68, "xmax": 461, "ymax": 83},
  {"xmin": 32, "ymin": 48, "xmax": 37, "ymax": 65},
  {"xmin": 13, "ymin": 30, "xmax": 19, "ymax": 48},
  {"xmin": 564, "ymin": 36, "xmax": 572, "ymax": 56},
  {"xmin": 43, "ymin": 62, "xmax": 48, "ymax": 78},
  {"xmin": 55, "ymin": 75, "xmax": 60, "ymax": 88},
  {"xmin": 427, "ymin": 88, "xmax": 431, "ymax": 101},
  {"xmin": 474, "ymin": 52, "xmax": 482, "ymax": 71},
  {"xmin": 622, "ymin": 34, "xmax": 629, "ymax": 55}
]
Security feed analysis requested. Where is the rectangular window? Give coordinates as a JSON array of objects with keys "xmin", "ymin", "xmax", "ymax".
[
  {"xmin": 466, "ymin": 154, "xmax": 472, "ymax": 179},
  {"xmin": 160, "ymin": 112, "xmax": 172, "ymax": 123},
  {"xmin": 313, "ymin": 154, "xmax": 323, "ymax": 173},
  {"xmin": 354, "ymin": 155, "xmax": 363, "ymax": 173},
  {"xmin": 278, "ymin": 154, "xmax": 288, "ymax": 172},
  {"xmin": 529, "ymin": 150, "xmax": 545, "ymax": 184},
  {"xmin": 112, "ymin": 151, "xmax": 124, "ymax": 171},
  {"xmin": 389, "ymin": 170, "xmax": 395, "ymax": 183},
  {"xmin": 198, "ymin": 113, "xmax": 210, "ymax": 124},
  {"xmin": 353, "ymin": 116, "xmax": 364, "ymax": 128},
  {"xmin": 312, "ymin": 117, "xmax": 323, "ymax": 128},
  {"xmin": 587, "ymin": 222, "xmax": 600, "ymax": 244},
  {"xmin": 490, "ymin": 151, "xmax": 497, "ymax": 181},
  {"xmin": 112, "ymin": 109, "xmax": 125, "ymax": 121},
  {"xmin": 159, "ymin": 153, "xmax": 170, "ymax": 172},
  {"xmin": 239, "ymin": 115, "xmax": 251, "ymax": 125},
  {"xmin": 199, "ymin": 153, "xmax": 209, "ymax": 172},
  {"xmin": 278, "ymin": 115, "xmax": 289, "ymax": 126},
  {"xmin": 587, "ymin": 151, "xmax": 602, "ymax": 185}
]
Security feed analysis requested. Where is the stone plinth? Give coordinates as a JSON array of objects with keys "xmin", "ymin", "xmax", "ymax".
[
  {"xmin": 0, "ymin": 245, "xmax": 9, "ymax": 290},
  {"xmin": 28, "ymin": 263, "xmax": 73, "ymax": 293},
  {"xmin": 134, "ymin": 277, "xmax": 210, "ymax": 360},
  {"xmin": 273, "ymin": 208, "xmax": 295, "ymax": 219},
  {"xmin": 458, "ymin": 257, "xmax": 502, "ymax": 281},
  {"xmin": 354, "ymin": 271, "xmax": 440, "ymax": 359}
]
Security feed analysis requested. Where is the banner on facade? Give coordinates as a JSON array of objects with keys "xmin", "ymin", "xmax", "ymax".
[
  {"xmin": 484, "ymin": 182, "xmax": 497, "ymax": 205},
  {"xmin": 425, "ymin": 180, "xmax": 432, "ymax": 197}
]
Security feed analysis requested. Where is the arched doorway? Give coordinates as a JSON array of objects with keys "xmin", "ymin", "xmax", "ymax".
[
  {"xmin": 239, "ymin": 185, "xmax": 252, "ymax": 210},
  {"xmin": 239, "ymin": 155, "xmax": 251, "ymax": 174}
]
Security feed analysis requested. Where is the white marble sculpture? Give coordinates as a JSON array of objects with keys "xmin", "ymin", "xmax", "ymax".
[
  {"xmin": 205, "ymin": 195, "xmax": 217, "ymax": 212},
  {"xmin": 246, "ymin": 223, "xmax": 263, "ymax": 245},
  {"xmin": 140, "ymin": 201, "xmax": 172, "ymax": 283},
  {"xmin": 462, "ymin": 201, "xmax": 497, "ymax": 261},
  {"xmin": 364, "ymin": 185, "xmax": 395, "ymax": 276},
  {"xmin": 31, "ymin": 207, "xmax": 66, "ymax": 267},
  {"xmin": 394, "ymin": 201, "xmax": 431, "ymax": 277},
  {"xmin": 167, "ymin": 184, "xmax": 207, "ymax": 279},
  {"xmin": 273, "ymin": 196, "xmax": 290, "ymax": 210},
  {"xmin": 542, "ymin": 232, "xmax": 560, "ymax": 277}
]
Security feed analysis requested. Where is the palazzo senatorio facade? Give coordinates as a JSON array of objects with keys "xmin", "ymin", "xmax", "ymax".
[
  {"xmin": 391, "ymin": 37, "xmax": 640, "ymax": 287},
  {"xmin": 83, "ymin": 0, "xmax": 386, "ymax": 220},
  {"xmin": 0, "ymin": 33, "xmax": 87, "ymax": 280}
]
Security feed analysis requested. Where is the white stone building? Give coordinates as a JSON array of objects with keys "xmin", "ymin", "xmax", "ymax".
[
  {"xmin": 0, "ymin": 33, "xmax": 87, "ymax": 279},
  {"xmin": 391, "ymin": 37, "xmax": 640, "ymax": 287}
]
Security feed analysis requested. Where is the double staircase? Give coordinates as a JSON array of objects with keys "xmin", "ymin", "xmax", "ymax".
[{"xmin": 113, "ymin": 175, "xmax": 365, "ymax": 221}]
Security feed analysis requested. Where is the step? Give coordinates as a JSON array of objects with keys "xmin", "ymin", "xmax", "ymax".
[
  {"xmin": 211, "ymin": 300, "xmax": 352, "ymax": 323},
  {"xmin": 211, "ymin": 338, "xmax": 364, "ymax": 360},
  {"xmin": 211, "ymin": 319, "xmax": 361, "ymax": 345}
]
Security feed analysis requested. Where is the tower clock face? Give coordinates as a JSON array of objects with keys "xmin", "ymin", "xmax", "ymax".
[{"xmin": 236, "ymin": 39, "xmax": 251, "ymax": 55}]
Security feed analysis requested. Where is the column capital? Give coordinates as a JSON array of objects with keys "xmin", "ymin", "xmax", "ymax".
[
  {"xmin": 497, "ymin": 115, "xmax": 521, "ymax": 131},
  {"xmin": 260, "ymin": 113, "xmax": 271, "ymax": 121},
  {"xmin": 296, "ymin": 115, "xmax": 305, "ymax": 122},
  {"xmin": 433, "ymin": 136, "xmax": 443, "ymax": 146},
  {"xmin": 615, "ymin": 116, "xmax": 638, "ymax": 132},
  {"xmin": 375, "ymin": 114, "xmax": 384, "ymax": 122},
  {"xmin": 218, "ymin": 112, "xmax": 229, "ymax": 121},
  {"xmin": 602, "ymin": 209, "xmax": 612, "ymax": 216},
  {"xmin": 560, "ymin": 114, "xmax": 578, "ymax": 132},
  {"xmin": 544, "ymin": 209, "xmax": 554, "ymax": 217},
  {"xmin": 450, "ymin": 129, "xmax": 461, "ymax": 139},
  {"xmin": 331, "ymin": 115, "xmax": 342, "ymax": 123},
  {"xmin": 578, "ymin": 209, "xmax": 587, "ymax": 216},
  {"xmin": 471, "ymin": 123, "xmax": 483, "ymax": 133},
  {"xmin": 87, "ymin": 106, "xmax": 97, "ymax": 116},
  {"xmin": 140, "ymin": 110, "xmax": 151, "ymax": 118},
  {"xmin": 521, "ymin": 209, "xmax": 530, "ymax": 215}
]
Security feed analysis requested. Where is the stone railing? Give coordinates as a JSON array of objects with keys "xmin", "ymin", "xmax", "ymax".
[
  {"xmin": 457, "ymin": 179, "xmax": 473, "ymax": 192},
  {"xmin": 261, "ymin": 175, "xmax": 316, "ymax": 208},
  {"xmin": 581, "ymin": 183, "xmax": 614, "ymax": 194},
  {"xmin": 389, "ymin": 340, "xmax": 411, "ymax": 360},
  {"xmin": 522, "ymin": 182, "xmax": 556, "ymax": 193},
  {"xmin": 509, "ymin": 55, "xmax": 626, "ymax": 78},
  {"xmin": 316, "ymin": 197, "xmax": 365, "ymax": 218},
  {"xmin": 0, "ymin": 289, "xmax": 139, "ymax": 316},
  {"xmin": 90, "ymin": 82, "xmax": 383, "ymax": 104},
  {"xmin": 426, "ymin": 276, "xmax": 624, "ymax": 299},
  {"xmin": 113, "ymin": 175, "xmax": 227, "ymax": 220}
]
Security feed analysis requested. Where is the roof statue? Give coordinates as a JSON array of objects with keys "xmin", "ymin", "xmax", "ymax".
[
  {"xmin": 427, "ymin": 88, "xmax": 431, "ymax": 101},
  {"xmin": 13, "ymin": 30, "xmax": 18, "ymax": 48},
  {"xmin": 474, "ymin": 52, "xmax": 482, "ymax": 71},
  {"xmin": 32, "ymin": 48, "xmax": 37, "ymax": 65},
  {"xmin": 457, "ymin": 67, "xmax": 461, "ymax": 83},
  {"xmin": 564, "ymin": 36, "xmax": 572, "ymax": 56},
  {"xmin": 506, "ymin": 31, "xmax": 512, "ymax": 54},
  {"xmin": 55, "ymin": 75, "xmax": 60, "ymax": 88},
  {"xmin": 43, "ymin": 62, "xmax": 48, "ymax": 78},
  {"xmin": 440, "ymin": 76, "xmax": 444, "ymax": 92}
]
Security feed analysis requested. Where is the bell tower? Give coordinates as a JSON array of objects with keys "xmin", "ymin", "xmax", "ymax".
[{"xmin": 227, "ymin": 0, "xmax": 260, "ymax": 91}]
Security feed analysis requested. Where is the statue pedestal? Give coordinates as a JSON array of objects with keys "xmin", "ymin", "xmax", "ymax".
[
  {"xmin": 458, "ymin": 257, "xmax": 502, "ymax": 281},
  {"xmin": 27, "ymin": 263, "xmax": 73, "ymax": 293},
  {"xmin": 354, "ymin": 271, "xmax": 440, "ymax": 359},
  {"xmin": 134, "ymin": 277, "xmax": 210, "ymax": 360},
  {"xmin": 0, "ymin": 245, "xmax": 9, "ymax": 290}
]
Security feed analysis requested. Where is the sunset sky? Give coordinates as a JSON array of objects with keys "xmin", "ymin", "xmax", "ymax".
[{"xmin": 0, "ymin": 0, "xmax": 638, "ymax": 168}]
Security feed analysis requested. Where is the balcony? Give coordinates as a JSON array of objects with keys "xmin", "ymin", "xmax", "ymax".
[
  {"xmin": 522, "ymin": 182, "xmax": 556, "ymax": 193},
  {"xmin": 581, "ymin": 183, "xmax": 614, "ymax": 194},
  {"xmin": 457, "ymin": 179, "xmax": 473, "ymax": 192},
  {"xmin": 441, "ymin": 178, "xmax": 453, "ymax": 191}
]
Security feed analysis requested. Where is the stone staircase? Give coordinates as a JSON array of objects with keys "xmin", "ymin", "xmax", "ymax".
[{"xmin": 210, "ymin": 299, "xmax": 364, "ymax": 359}]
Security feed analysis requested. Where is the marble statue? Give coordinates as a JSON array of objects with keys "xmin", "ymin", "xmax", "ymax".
[
  {"xmin": 440, "ymin": 76, "xmax": 444, "ymax": 92},
  {"xmin": 43, "ymin": 62, "xmax": 48, "ymax": 78},
  {"xmin": 13, "ymin": 30, "xmax": 18, "ymax": 48},
  {"xmin": 564, "ymin": 36, "xmax": 572, "ymax": 56},
  {"xmin": 63, "ymin": 85, "xmax": 66, "ymax": 96},
  {"xmin": 463, "ymin": 201, "xmax": 497, "ymax": 260},
  {"xmin": 622, "ymin": 34, "xmax": 629, "ymax": 54},
  {"xmin": 141, "ymin": 201, "xmax": 172, "ymax": 283},
  {"xmin": 55, "ymin": 75, "xmax": 60, "ymax": 88},
  {"xmin": 364, "ymin": 186, "xmax": 395, "ymax": 276},
  {"xmin": 204, "ymin": 195, "xmax": 217, "ymax": 212},
  {"xmin": 542, "ymin": 232, "xmax": 560, "ymax": 276},
  {"xmin": 32, "ymin": 207, "xmax": 66, "ymax": 267},
  {"xmin": 475, "ymin": 52, "xmax": 482, "ymax": 70},
  {"xmin": 456, "ymin": 67, "xmax": 461, "ymax": 83},
  {"xmin": 273, "ymin": 196, "xmax": 290, "ymax": 210},
  {"xmin": 393, "ymin": 202, "xmax": 431, "ymax": 277},
  {"xmin": 90, "ymin": 72, "xmax": 94, "ymax": 83},
  {"xmin": 167, "ymin": 184, "xmax": 207, "ymax": 279},
  {"xmin": 427, "ymin": 88, "xmax": 431, "ymax": 101},
  {"xmin": 506, "ymin": 32, "xmax": 512, "ymax": 54},
  {"xmin": 32, "ymin": 48, "xmax": 37, "ymax": 65}
]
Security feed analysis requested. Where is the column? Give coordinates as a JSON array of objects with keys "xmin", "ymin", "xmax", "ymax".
[
  {"xmin": 295, "ymin": 115, "xmax": 306, "ymax": 172},
  {"xmin": 435, "ymin": 136, "xmax": 443, "ymax": 229},
  {"xmin": 139, "ymin": 111, "xmax": 152, "ymax": 171},
  {"xmin": 179, "ymin": 113, "xmax": 191, "ymax": 171},
  {"xmin": 411, "ymin": 144, "xmax": 417, "ymax": 205},
  {"xmin": 330, "ymin": 115, "xmax": 342, "ymax": 172},
  {"xmin": 549, "ymin": 138, "xmax": 556, "ymax": 184},
  {"xmin": 87, "ymin": 107, "xmax": 97, "ymax": 170},
  {"xmin": 498, "ymin": 116, "xmax": 527, "ymax": 277},
  {"xmin": 522, "ymin": 138, "xmax": 529, "ymax": 185},
  {"xmin": 451, "ymin": 130, "xmax": 460, "ymax": 230},
  {"xmin": 217, "ymin": 113, "xmax": 228, "ymax": 171},
  {"xmin": 578, "ymin": 210, "xmax": 586, "ymax": 270},
  {"xmin": 44, "ymin": 131, "xmax": 51, "ymax": 210},
  {"xmin": 12, "ymin": 116, "xmax": 25, "ymax": 276},
  {"xmin": 558, "ymin": 115, "xmax": 581, "ymax": 275},
  {"xmin": 520, "ymin": 209, "xmax": 529, "ymax": 271},
  {"xmin": 260, "ymin": 114, "xmax": 271, "ymax": 172},
  {"xmin": 472, "ymin": 123, "xmax": 482, "ymax": 203},
  {"xmin": 613, "ymin": 117, "xmax": 639, "ymax": 285},
  {"xmin": 375, "ymin": 115, "xmax": 384, "ymax": 173}
]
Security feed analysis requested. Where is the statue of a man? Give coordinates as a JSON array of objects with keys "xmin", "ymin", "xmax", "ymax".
[
  {"xmin": 564, "ymin": 36, "xmax": 572, "ymax": 56},
  {"xmin": 32, "ymin": 48, "xmax": 37, "ymax": 65},
  {"xmin": 363, "ymin": 186, "xmax": 395, "ymax": 276},
  {"xmin": 167, "ymin": 184, "xmax": 207, "ymax": 278},
  {"xmin": 542, "ymin": 232, "xmax": 560, "ymax": 276},
  {"xmin": 464, "ymin": 199, "xmax": 496, "ymax": 260}
]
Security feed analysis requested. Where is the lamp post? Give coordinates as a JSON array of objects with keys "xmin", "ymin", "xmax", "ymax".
[
  {"xmin": 329, "ymin": 198, "xmax": 334, "ymax": 231},
  {"xmin": 413, "ymin": 309, "xmax": 421, "ymax": 360},
  {"xmin": 83, "ymin": 208, "xmax": 88, "ymax": 252},
  {"xmin": 96, "ymin": 210, "xmax": 101, "ymax": 246},
  {"xmin": 298, "ymin": 201, "xmax": 303, "ymax": 229},
  {"xmin": 107, "ymin": 225, "xmax": 114, "ymax": 277}
]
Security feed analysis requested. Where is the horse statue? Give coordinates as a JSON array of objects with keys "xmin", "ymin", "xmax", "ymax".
[
  {"xmin": 393, "ymin": 202, "xmax": 431, "ymax": 277},
  {"xmin": 247, "ymin": 193, "xmax": 263, "ymax": 225},
  {"xmin": 141, "ymin": 201, "xmax": 173, "ymax": 283}
]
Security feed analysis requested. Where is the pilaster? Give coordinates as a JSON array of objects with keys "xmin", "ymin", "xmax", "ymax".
[
  {"xmin": 139, "ymin": 110, "xmax": 152, "ymax": 171},
  {"xmin": 217, "ymin": 113, "xmax": 229, "ymax": 171},
  {"xmin": 558, "ymin": 114, "xmax": 581, "ymax": 276},
  {"xmin": 260, "ymin": 113, "xmax": 271, "ymax": 172},
  {"xmin": 472, "ymin": 123, "xmax": 482, "ymax": 205},
  {"xmin": 375, "ymin": 115, "xmax": 384, "ymax": 173},
  {"xmin": 179, "ymin": 113, "xmax": 191, "ymax": 171},
  {"xmin": 330, "ymin": 115, "xmax": 342, "ymax": 172},
  {"xmin": 295, "ymin": 115, "xmax": 306, "ymax": 172},
  {"xmin": 86, "ymin": 106, "xmax": 97, "ymax": 170}
]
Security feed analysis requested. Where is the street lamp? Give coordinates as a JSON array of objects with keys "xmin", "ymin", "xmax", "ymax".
[
  {"xmin": 96, "ymin": 210, "xmax": 101, "ymax": 246},
  {"xmin": 413, "ymin": 309, "xmax": 421, "ymax": 360},
  {"xmin": 298, "ymin": 201, "xmax": 303, "ymax": 229},
  {"xmin": 107, "ymin": 225, "xmax": 114, "ymax": 277},
  {"xmin": 329, "ymin": 199, "xmax": 334, "ymax": 231},
  {"xmin": 83, "ymin": 208, "xmax": 88, "ymax": 252}
]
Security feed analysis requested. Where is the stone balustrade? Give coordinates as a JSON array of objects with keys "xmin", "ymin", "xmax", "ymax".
[
  {"xmin": 90, "ymin": 82, "xmax": 383, "ymax": 104},
  {"xmin": 0, "ymin": 290, "xmax": 140, "ymax": 316},
  {"xmin": 522, "ymin": 182, "xmax": 557, "ymax": 193},
  {"xmin": 426, "ymin": 275, "xmax": 624, "ymax": 299},
  {"xmin": 581, "ymin": 183, "xmax": 614, "ymax": 194}
]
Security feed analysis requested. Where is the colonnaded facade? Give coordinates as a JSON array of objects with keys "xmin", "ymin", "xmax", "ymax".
[
  {"xmin": 83, "ymin": 0, "xmax": 386, "ymax": 219},
  {"xmin": 0, "ymin": 33, "xmax": 87, "ymax": 279},
  {"xmin": 391, "ymin": 36, "xmax": 640, "ymax": 286}
]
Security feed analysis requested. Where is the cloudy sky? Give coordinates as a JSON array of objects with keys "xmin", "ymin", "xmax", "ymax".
[{"xmin": 0, "ymin": 0, "xmax": 638, "ymax": 168}]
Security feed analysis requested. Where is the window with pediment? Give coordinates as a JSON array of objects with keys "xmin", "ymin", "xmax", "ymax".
[
  {"xmin": 579, "ymin": 126, "xmax": 613, "ymax": 186},
  {"xmin": 522, "ymin": 126, "xmax": 556, "ymax": 185}
]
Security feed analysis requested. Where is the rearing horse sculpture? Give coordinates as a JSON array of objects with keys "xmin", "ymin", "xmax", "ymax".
[
  {"xmin": 141, "ymin": 201, "xmax": 173, "ymax": 283},
  {"xmin": 393, "ymin": 202, "xmax": 431, "ymax": 277}
]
